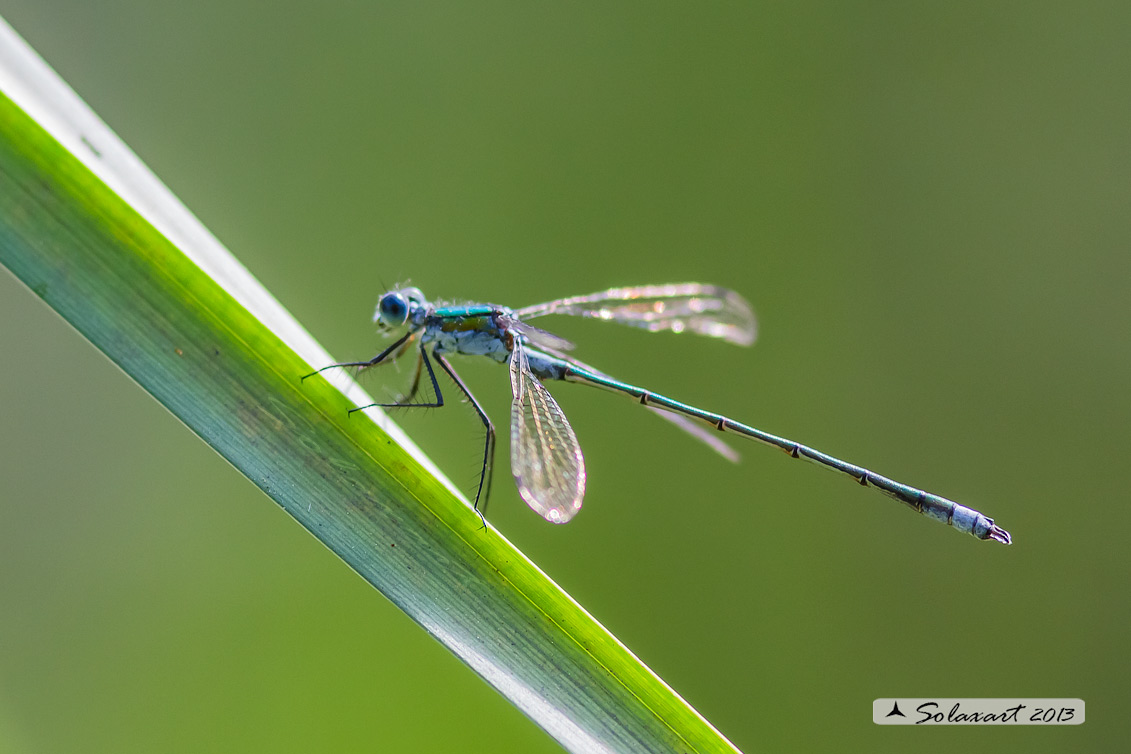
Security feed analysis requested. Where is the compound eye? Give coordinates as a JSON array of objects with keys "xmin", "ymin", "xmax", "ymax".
[{"xmin": 377, "ymin": 292, "xmax": 409, "ymax": 327}]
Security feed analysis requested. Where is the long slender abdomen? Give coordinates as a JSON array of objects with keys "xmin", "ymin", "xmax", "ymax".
[{"xmin": 554, "ymin": 357, "xmax": 1010, "ymax": 544}]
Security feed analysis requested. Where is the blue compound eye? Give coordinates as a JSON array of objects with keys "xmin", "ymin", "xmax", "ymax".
[{"xmin": 377, "ymin": 292, "xmax": 409, "ymax": 326}]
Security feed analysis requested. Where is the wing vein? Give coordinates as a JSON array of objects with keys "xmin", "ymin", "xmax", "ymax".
[{"xmin": 509, "ymin": 343, "xmax": 586, "ymax": 523}]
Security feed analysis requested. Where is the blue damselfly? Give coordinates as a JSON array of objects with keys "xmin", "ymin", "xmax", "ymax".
[{"xmin": 306, "ymin": 284, "xmax": 1010, "ymax": 544}]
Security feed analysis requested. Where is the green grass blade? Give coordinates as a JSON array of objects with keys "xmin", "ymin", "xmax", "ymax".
[{"xmin": 0, "ymin": 23, "xmax": 740, "ymax": 754}]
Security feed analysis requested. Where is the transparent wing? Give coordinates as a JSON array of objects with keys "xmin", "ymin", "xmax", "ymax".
[
  {"xmin": 514, "ymin": 283, "xmax": 757, "ymax": 347},
  {"xmin": 648, "ymin": 408, "xmax": 740, "ymax": 463},
  {"xmin": 537, "ymin": 343, "xmax": 741, "ymax": 464},
  {"xmin": 509, "ymin": 342, "xmax": 586, "ymax": 523},
  {"xmin": 499, "ymin": 316, "xmax": 576, "ymax": 352}
]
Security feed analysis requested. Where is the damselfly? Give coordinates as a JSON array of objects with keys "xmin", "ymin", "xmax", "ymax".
[{"xmin": 306, "ymin": 284, "xmax": 1010, "ymax": 544}]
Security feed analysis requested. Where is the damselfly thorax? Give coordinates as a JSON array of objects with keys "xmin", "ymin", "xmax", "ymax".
[{"xmin": 424, "ymin": 311, "xmax": 513, "ymax": 363}]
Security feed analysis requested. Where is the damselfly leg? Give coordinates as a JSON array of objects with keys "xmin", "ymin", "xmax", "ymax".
[
  {"xmin": 309, "ymin": 336, "xmax": 495, "ymax": 525},
  {"xmin": 434, "ymin": 353, "xmax": 495, "ymax": 522},
  {"xmin": 301, "ymin": 330, "xmax": 417, "ymax": 380}
]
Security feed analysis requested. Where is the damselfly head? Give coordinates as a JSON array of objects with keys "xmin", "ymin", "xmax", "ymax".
[{"xmin": 374, "ymin": 287, "xmax": 426, "ymax": 329}]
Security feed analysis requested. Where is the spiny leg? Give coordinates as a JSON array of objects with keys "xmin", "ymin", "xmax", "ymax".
[
  {"xmin": 301, "ymin": 330, "xmax": 417, "ymax": 381},
  {"xmin": 362, "ymin": 349, "xmax": 428, "ymax": 407},
  {"xmin": 306, "ymin": 333, "xmax": 494, "ymax": 528},
  {"xmin": 434, "ymin": 352, "xmax": 495, "ymax": 526},
  {"xmin": 391, "ymin": 349, "xmax": 426, "ymax": 405},
  {"xmin": 349, "ymin": 343, "xmax": 445, "ymax": 413}
]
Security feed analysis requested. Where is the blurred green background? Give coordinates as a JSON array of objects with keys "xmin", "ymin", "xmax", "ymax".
[{"xmin": 1, "ymin": 1, "xmax": 1128, "ymax": 752}]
